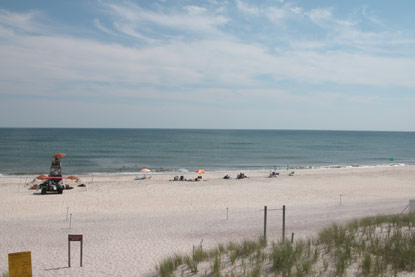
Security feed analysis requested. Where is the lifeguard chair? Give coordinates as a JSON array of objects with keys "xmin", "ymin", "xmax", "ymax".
[{"xmin": 39, "ymin": 153, "xmax": 65, "ymax": 194}]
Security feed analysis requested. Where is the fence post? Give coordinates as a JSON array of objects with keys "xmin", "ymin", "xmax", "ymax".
[
  {"xmin": 68, "ymin": 237, "xmax": 71, "ymax": 267},
  {"xmin": 264, "ymin": 206, "xmax": 267, "ymax": 240},
  {"xmin": 410, "ymin": 199, "xmax": 415, "ymax": 213},
  {"xmin": 282, "ymin": 205, "xmax": 286, "ymax": 241}
]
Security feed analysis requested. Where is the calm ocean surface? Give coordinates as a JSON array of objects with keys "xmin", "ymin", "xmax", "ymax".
[{"xmin": 0, "ymin": 128, "xmax": 414, "ymax": 176}]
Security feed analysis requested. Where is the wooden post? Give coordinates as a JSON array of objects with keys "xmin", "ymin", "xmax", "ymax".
[
  {"xmin": 68, "ymin": 238, "xmax": 71, "ymax": 267},
  {"xmin": 80, "ymin": 239, "xmax": 83, "ymax": 267},
  {"xmin": 410, "ymin": 199, "xmax": 415, "ymax": 213},
  {"xmin": 264, "ymin": 206, "xmax": 267, "ymax": 240},
  {"xmin": 291, "ymin": 233, "xmax": 294, "ymax": 243},
  {"xmin": 282, "ymin": 205, "xmax": 286, "ymax": 241}
]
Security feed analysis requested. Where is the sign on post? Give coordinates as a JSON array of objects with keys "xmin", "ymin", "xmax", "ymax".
[
  {"xmin": 8, "ymin": 251, "xmax": 32, "ymax": 277},
  {"xmin": 68, "ymin": 234, "xmax": 83, "ymax": 267}
]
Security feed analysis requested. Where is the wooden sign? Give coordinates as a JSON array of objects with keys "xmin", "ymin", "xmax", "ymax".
[
  {"xmin": 8, "ymin": 251, "xmax": 32, "ymax": 277},
  {"xmin": 69, "ymin": 234, "xmax": 83, "ymax": 241},
  {"xmin": 68, "ymin": 234, "xmax": 83, "ymax": 267}
]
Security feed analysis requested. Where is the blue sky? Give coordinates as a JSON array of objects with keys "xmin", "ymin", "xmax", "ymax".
[{"xmin": 0, "ymin": 0, "xmax": 414, "ymax": 130}]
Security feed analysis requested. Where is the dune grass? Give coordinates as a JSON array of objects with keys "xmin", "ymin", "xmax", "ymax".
[{"xmin": 157, "ymin": 213, "xmax": 415, "ymax": 276}]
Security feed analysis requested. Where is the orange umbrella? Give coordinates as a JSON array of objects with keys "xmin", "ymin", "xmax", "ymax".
[
  {"xmin": 140, "ymin": 168, "xmax": 151, "ymax": 173},
  {"xmin": 195, "ymin": 169, "xmax": 205, "ymax": 174},
  {"xmin": 53, "ymin": 153, "xmax": 66, "ymax": 159},
  {"xmin": 66, "ymin": 176, "xmax": 79, "ymax": 180},
  {"xmin": 36, "ymin": 174, "xmax": 48, "ymax": 180}
]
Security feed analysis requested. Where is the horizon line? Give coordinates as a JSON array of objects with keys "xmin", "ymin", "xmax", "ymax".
[{"xmin": 0, "ymin": 127, "xmax": 414, "ymax": 133}]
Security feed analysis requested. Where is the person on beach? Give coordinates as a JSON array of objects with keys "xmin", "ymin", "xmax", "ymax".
[
  {"xmin": 269, "ymin": 171, "xmax": 279, "ymax": 177},
  {"xmin": 237, "ymin": 173, "xmax": 247, "ymax": 179}
]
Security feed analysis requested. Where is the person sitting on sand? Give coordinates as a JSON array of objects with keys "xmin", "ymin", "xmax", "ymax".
[
  {"xmin": 237, "ymin": 173, "xmax": 247, "ymax": 179},
  {"xmin": 269, "ymin": 171, "xmax": 279, "ymax": 178},
  {"xmin": 223, "ymin": 174, "xmax": 230, "ymax": 179}
]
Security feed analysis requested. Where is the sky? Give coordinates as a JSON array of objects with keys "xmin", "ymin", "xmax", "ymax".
[{"xmin": 0, "ymin": 0, "xmax": 414, "ymax": 131}]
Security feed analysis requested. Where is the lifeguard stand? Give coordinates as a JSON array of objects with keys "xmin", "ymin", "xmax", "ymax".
[{"xmin": 39, "ymin": 154, "xmax": 65, "ymax": 194}]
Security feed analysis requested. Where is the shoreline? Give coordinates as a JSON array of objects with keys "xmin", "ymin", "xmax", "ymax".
[
  {"xmin": 0, "ymin": 162, "xmax": 408, "ymax": 178},
  {"xmin": 1, "ymin": 165, "xmax": 415, "ymax": 276}
]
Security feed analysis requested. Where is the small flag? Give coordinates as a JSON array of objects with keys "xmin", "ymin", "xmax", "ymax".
[{"xmin": 389, "ymin": 158, "xmax": 394, "ymax": 162}]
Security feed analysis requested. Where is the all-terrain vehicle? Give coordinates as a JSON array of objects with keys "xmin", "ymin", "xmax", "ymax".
[{"xmin": 39, "ymin": 153, "xmax": 65, "ymax": 194}]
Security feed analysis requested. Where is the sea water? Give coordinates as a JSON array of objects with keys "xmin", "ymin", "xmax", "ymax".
[{"xmin": 0, "ymin": 128, "xmax": 414, "ymax": 176}]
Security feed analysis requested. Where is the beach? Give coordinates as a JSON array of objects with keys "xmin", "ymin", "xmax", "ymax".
[{"xmin": 1, "ymin": 165, "xmax": 415, "ymax": 276}]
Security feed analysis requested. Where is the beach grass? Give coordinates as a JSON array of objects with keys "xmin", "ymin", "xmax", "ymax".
[{"xmin": 157, "ymin": 213, "xmax": 415, "ymax": 276}]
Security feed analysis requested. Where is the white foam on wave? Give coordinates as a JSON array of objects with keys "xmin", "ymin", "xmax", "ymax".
[{"xmin": 22, "ymin": 163, "xmax": 408, "ymax": 177}]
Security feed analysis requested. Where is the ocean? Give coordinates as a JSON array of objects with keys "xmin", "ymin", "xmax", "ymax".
[{"xmin": 0, "ymin": 128, "xmax": 414, "ymax": 176}]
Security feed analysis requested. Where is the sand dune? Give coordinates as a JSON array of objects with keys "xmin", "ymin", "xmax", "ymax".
[{"xmin": 1, "ymin": 166, "xmax": 415, "ymax": 276}]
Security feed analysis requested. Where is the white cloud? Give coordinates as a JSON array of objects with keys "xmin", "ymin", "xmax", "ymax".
[
  {"xmin": 306, "ymin": 8, "xmax": 333, "ymax": 26},
  {"xmin": 183, "ymin": 6, "xmax": 207, "ymax": 15},
  {"xmin": 290, "ymin": 6, "xmax": 303, "ymax": 15},
  {"xmin": 236, "ymin": 1, "xmax": 305, "ymax": 24},
  {"xmin": 265, "ymin": 7, "xmax": 286, "ymax": 22},
  {"xmin": 236, "ymin": 0, "xmax": 260, "ymax": 15},
  {"xmin": 2, "ymin": 22, "xmax": 415, "ymax": 106},
  {"xmin": 103, "ymin": 2, "xmax": 229, "ymax": 39},
  {"xmin": 93, "ymin": 18, "xmax": 117, "ymax": 36},
  {"xmin": 0, "ymin": 9, "xmax": 41, "ymax": 33},
  {"xmin": 113, "ymin": 22, "xmax": 156, "ymax": 43}
]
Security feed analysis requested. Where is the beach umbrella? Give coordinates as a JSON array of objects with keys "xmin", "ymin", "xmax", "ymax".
[
  {"xmin": 66, "ymin": 175, "xmax": 79, "ymax": 187},
  {"xmin": 195, "ymin": 169, "xmax": 205, "ymax": 174},
  {"xmin": 53, "ymin": 153, "xmax": 66, "ymax": 159},
  {"xmin": 140, "ymin": 168, "xmax": 151, "ymax": 173},
  {"xmin": 36, "ymin": 174, "xmax": 48, "ymax": 180}
]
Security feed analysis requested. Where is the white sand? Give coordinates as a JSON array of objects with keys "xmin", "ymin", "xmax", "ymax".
[{"xmin": 1, "ymin": 166, "xmax": 415, "ymax": 276}]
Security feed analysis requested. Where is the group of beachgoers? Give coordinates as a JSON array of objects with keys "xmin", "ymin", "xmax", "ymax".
[
  {"xmin": 169, "ymin": 171, "xmax": 288, "ymax": 182},
  {"xmin": 223, "ymin": 173, "xmax": 247, "ymax": 179},
  {"xmin": 171, "ymin": 175, "xmax": 203, "ymax": 182}
]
